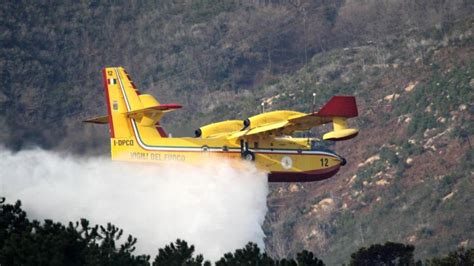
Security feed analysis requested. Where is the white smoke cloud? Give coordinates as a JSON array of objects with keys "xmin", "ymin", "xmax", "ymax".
[{"xmin": 0, "ymin": 148, "xmax": 269, "ymax": 261}]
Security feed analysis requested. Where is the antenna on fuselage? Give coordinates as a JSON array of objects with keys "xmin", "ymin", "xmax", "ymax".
[
  {"xmin": 261, "ymin": 102, "xmax": 265, "ymax": 113},
  {"xmin": 307, "ymin": 92, "xmax": 317, "ymax": 144}
]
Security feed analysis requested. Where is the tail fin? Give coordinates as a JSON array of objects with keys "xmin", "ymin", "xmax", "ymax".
[
  {"xmin": 103, "ymin": 67, "xmax": 181, "ymax": 139},
  {"xmin": 317, "ymin": 96, "xmax": 358, "ymax": 118},
  {"xmin": 85, "ymin": 67, "xmax": 182, "ymax": 141}
]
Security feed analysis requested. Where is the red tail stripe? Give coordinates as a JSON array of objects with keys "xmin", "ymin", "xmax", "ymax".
[
  {"xmin": 156, "ymin": 124, "xmax": 168, "ymax": 138},
  {"xmin": 102, "ymin": 69, "xmax": 115, "ymax": 138}
]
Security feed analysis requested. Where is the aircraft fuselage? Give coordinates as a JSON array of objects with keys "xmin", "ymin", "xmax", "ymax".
[{"xmin": 111, "ymin": 133, "xmax": 344, "ymax": 182}]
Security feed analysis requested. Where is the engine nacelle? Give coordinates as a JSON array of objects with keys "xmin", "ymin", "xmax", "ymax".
[
  {"xmin": 323, "ymin": 117, "xmax": 358, "ymax": 141},
  {"xmin": 244, "ymin": 110, "xmax": 304, "ymax": 129},
  {"xmin": 195, "ymin": 120, "xmax": 243, "ymax": 138}
]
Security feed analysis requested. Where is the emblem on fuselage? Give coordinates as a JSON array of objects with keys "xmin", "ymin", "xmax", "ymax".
[{"xmin": 281, "ymin": 156, "xmax": 293, "ymax": 169}]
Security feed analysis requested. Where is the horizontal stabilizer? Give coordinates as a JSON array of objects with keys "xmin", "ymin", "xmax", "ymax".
[
  {"xmin": 83, "ymin": 115, "xmax": 109, "ymax": 124},
  {"xmin": 127, "ymin": 104, "xmax": 182, "ymax": 116}
]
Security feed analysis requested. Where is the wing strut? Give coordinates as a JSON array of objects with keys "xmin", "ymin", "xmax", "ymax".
[{"xmin": 240, "ymin": 139, "xmax": 255, "ymax": 161}]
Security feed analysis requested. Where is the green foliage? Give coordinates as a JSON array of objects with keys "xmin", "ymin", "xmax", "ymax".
[
  {"xmin": 349, "ymin": 242, "xmax": 417, "ymax": 266},
  {"xmin": 0, "ymin": 200, "xmax": 149, "ymax": 266},
  {"xmin": 216, "ymin": 242, "xmax": 274, "ymax": 266},
  {"xmin": 216, "ymin": 242, "xmax": 325, "ymax": 266},
  {"xmin": 459, "ymin": 150, "xmax": 474, "ymax": 171},
  {"xmin": 296, "ymin": 250, "xmax": 325, "ymax": 266},
  {"xmin": 395, "ymin": 63, "xmax": 473, "ymax": 139},
  {"xmin": 426, "ymin": 248, "xmax": 474, "ymax": 266},
  {"xmin": 452, "ymin": 121, "xmax": 474, "ymax": 145},
  {"xmin": 400, "ymin": 141, "xmax": 423, "ymax": 156},
  {"xmin": 380, "ymin": 147, "xmax": 399, "ymax": 166},
  {"xmin": 406, "ymin": 113, "xmax": 437, "ymax": 137},
  {"xmin": 353, "ymin": 160, "xmax": 386, "ymax": 189},
  {"xmin": 2, "ymin": 199, "xmax": 474, "ymax": 265},
  {"xmin": 153, "ymin": 239, "xmax": 208, "ymax": 266}
]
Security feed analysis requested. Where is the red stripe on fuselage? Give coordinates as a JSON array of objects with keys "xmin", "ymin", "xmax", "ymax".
[
  {"xmin": 102, "ymin": 69, "xmax": 115, "ymax": 138},
  {"xmin": 268, "ymin": 164, "xmax": 340, "ymax": 182},
  {"xmin": 156, "ymin": 122, "xmax": 168, "ymax": 137}
]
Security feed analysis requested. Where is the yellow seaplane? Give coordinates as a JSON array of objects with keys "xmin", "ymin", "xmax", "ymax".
[{"xmin": 85, "ymin": 67, "xmax": 359, "ymax": 182}]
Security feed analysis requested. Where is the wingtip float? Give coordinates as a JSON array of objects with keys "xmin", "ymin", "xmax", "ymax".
[{"xmin": 85, "ymin": 67, "xmax": 359, "ymax": 182}]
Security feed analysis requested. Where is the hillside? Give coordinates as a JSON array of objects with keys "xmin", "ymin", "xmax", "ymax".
[
  {"xmin": 1, "ymin": 0, "xmax": 473, "ymax": 264},
  {"xmin": 263, "ymin": 21, "xmax": 473, "ymax": 264}
]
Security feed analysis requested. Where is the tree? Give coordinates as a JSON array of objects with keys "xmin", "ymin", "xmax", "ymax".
[
  {"xmin": 426, "ymin": 248, "xmax": 474, "ymax": 266},
  {"xmin": 296, "ymin": 250, "xmax": 325, "ymax": 266},
  {"xmin": 215, "ymin": 242, "xmax": 275, "ymax": 265},
  {"xmin": 153, "ymin": 239, "xmax": 209, "ymax": 266},
  {"xmin": 216, "ymin": 242, "xmax": 325, "ymax": 265},
  {"xmin": 0, "ymin": 200, "xmax": 149, "ymax": 266},
  {"xmin": 350, "ymin": 242, "xmax": 416, "ymax": 266}
]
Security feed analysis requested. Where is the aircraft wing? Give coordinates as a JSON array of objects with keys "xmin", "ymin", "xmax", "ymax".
[
  {"xmin": 228, "ymin": 96, "xmax": 358, "ymax": 141},
  {"xmin": 229, "ymin": 120, "xmax": 289, "ymax": 139},
  {"xmin": 287, "ymin": 113, "xmax": 333, "ymax": 130},
  {"xmin": 227, "ymin": 114, "xmax": 329, "ymax": 139}
]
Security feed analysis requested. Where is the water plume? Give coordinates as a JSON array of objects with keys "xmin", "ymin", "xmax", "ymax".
[{"xmin": 0, "ymin": 148, "xmax": 268, "ymax": 260}]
